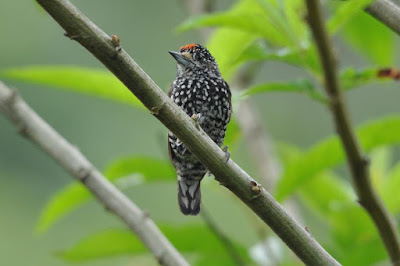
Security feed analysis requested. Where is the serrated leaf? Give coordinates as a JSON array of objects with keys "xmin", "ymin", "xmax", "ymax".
[
  {"xmin": 327, "ymin": 0, "xmax": 375, "ymax": 35},
  {"xmin": 1, "ymin": 66, "xmax": 144, "ymax": 109},
  {"xmin": 36, "ymin": 157, "xmax": 174, "ymax": 233},
  {"xmin": 243, "ymin": 79, "xmax": 326, "ymax": 103},
  {"xmin": 59, "ymin": 225, "xmax": 250, "ymax": 264},
  {"xmin": 276, "ymin": 116, "xmax": 400, "ymax": 201},
  {"xmin": 341, "ymin": 12, "xmax": 396, "ymax": 65}
]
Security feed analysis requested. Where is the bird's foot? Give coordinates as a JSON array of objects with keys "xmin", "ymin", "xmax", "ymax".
[
  {"xmin": 222, "ymin": 145, "xmax": 230, "ymax": 163},
  {"xmin": 191, "ymin": 113, "xmax": 202, "ymax": 129},
  {"xmin": 111, "ymin": 34, "xmax": 122, "ymax": 52}
]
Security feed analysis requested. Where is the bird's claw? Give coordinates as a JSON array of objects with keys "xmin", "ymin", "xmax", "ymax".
[
  {"xmin": 191, "ymin": 113, "xmax": 202, "ymax": 129},
  {"xmin": 222, "ymin": 145, "xmax": 230, "ymax": 162}
]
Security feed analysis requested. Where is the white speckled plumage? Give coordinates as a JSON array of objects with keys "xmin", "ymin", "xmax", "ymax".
[{"xmin": 168, "ymin": 44, "xmax": 232, "ymax": 215}]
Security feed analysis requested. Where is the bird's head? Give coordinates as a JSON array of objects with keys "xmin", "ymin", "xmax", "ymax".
[{"xmin": 169, "ymin": 44, "xmax": 220, "ymax": 77}]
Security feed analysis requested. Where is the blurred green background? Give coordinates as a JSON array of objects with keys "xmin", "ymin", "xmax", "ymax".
[{"xmin": 1, "ymin": 0, "xmax": 400, "ymax": 265}]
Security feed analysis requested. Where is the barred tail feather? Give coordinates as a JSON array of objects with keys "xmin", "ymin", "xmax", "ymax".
[{"xmin": 178, "ymin": 178, "xmax": 201, "ymax": 215}]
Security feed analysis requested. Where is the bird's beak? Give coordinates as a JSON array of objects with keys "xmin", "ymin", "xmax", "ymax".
[{"xmin": 169, "ymin": 51, "xmax": 191, "ymax": 67}]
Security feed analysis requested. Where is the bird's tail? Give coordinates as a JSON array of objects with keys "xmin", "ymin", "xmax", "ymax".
[{"xmin": 178, "ymin": 177, "xmax": 201, "ymax": 215}]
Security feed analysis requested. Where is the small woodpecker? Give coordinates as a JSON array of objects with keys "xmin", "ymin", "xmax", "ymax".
[{"xmin": 168, "ymin": 44, "xmax": 232, "ymax": 215}]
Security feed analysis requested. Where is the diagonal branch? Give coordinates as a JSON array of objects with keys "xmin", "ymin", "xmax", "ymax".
[
  {"xmin": 33, "ymin": 0, "xmax": 339, "ymax": 264},
  {"xmin": 365, "ymin": 0, "xmax": 400, "ymax": 35},
  {"xmin": 306, "ymin": 0, "xmax": 400, "ymax": 265},
  {"xmin": 0, "ymin": 82, "xmax": 189, "ymax": 266}
]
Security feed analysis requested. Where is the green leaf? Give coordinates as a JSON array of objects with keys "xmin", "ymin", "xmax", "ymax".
[
  {"xmin": 327, "ymin": 0, "xmax": 375, "ymax": 35},
  {"xmin": 233, "ymin": 41, "xmax": 301, "ymax": 66},
  {"xmin": 232, "ymin": 41, "xmax": 320, "ymax": 75},
  {"xmin": 369, "ymin": 147, "xmax": 392, "ymax": 192},
  {"xmin": 299, "ymin": 172, "xmax": 353, "ymax": 216},
  {"xmin": 276, "ymin": 116, "xmax": 400, "ymax": 201},
  {"xmin": 341, "ymin": 12, "xmax": 396, "ymax": 65},
  {"xmin": 36, "ymin": 157, "xmax": 174, "ymax": 233},
  {"xmin": 340, "ymin": 67, "xmax": 386, "ymax": 91},
  {"xmin": 177, "ymin": 12, "xmax": 281, "ymax": 42},
  {"xmin": 103, "ymin": 157, "xmax": 175, "ymax": 181},
  {"xmin": 298, "ymin": 172, "xmax": 387, "ymax": 265},
  {"xmin": 282, "ymin": 0, "xmax": 308, "ymax": 45},
  {"xmin": 243, "ymin": 79, "xmax": 326, "ymax": 103},
  {"xmin": 1, "ymin": 66, "xmax": 144, "ymax": 109},
  {"xmin": 177, "ymin": 0, "xmax": 288, "ymax": 47},
  {"xmin": 382, "ymin": 161, "xmax": 400, "ymax": 213},
  {"xmin": 224, "ymin": 117, "xmax": 241, "ymax": 152},
  {"xmin": 207, "ymin": 29, "xmax": 257, "ymax": 80},
  {"xmin": 59, "ymin": 225, "xmax": 250, "ymax": 264},
  {"xmin": 58, "ymin": 229, "xmax": 147, "ymax": 261}
]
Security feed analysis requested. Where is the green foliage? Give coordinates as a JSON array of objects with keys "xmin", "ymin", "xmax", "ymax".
[
  {"xmin": 59, "ymin": 225, "xmax": 250, "ymax": 265},
  {"xmin": 340, "ymin": 67, "xmax": 386, "ymax": 91},
  {"xmin": 243, "ymin": 79, "xmax": 327, "ymax": 103},
  {"xmin": 1, "ymin": 66, "xmax": 144, "ymax": 109},
  {"xmin": 58, "ymin": 229, "xmax": 147, "ymax": 261},
  {"xmin": 383, "ymin": 161, "xmax": 400, "ymax": 213},
  {"xmin": 341, "ymin": 12, "xmax": 396, "ymax": 66},
  {"xmin": 239, "ymin": 67, "xmax": 391, "ymax": 103},
  {"xmin": 36, "ymin": 157, "xmax": 174, "ymax": 233},
  {"xmin": 15, "ymin": 1, "xmax": 400, "ymax": 265},
  {"xmin": 178, "ymin": 0, "xmax": 303, "ymax": 47},
  {"xmin": 207, "ymin": 29, "xmax": 257, "ymax": 80},
  {"xmin": 178, "ymin": 0, "xmax": 313, "ymax": 80},
  {"xmin": 276, "ymin": 116, "xmax": 400, "ymax": 201},
  {"xmin": 224, "ymin": 117, "xmax": 242, "ymax": 153},
  {"xmin": 298, "ymin": 171, "xmax": 387, "ymax": 265},
  {"xmin": 297, "ymin": 146, "xmax": 400, "ymax": 265},
  {"xmin": 327, "ymin": 0, "xmax": 375, "ymax": 35}
]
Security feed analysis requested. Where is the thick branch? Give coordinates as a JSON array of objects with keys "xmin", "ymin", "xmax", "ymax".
[
  {"xmin": 33, "ymin": 0, "xmax": 339, "ymax": 264},
  {"xmin": 0, "ymin": 82, "xmax": 188, "ymax": 266},
  {"xmin": 306, "ymin": 0, "xmax": 400, "ymax": 264},
  {"xmin": 366, "ymin": 0, "xmax": 400, "ymax": 35}
]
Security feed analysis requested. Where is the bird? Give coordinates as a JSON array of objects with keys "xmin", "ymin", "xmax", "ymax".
[{"xmin": 168, "ymin": 44, "xmax": 232, "ymax": 215}]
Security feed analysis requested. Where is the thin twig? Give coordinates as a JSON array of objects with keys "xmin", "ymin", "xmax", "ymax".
[
  {"xmin": 0, "ymin": 82, "xmax": 188, "ymax": 266},
  {"xmin": 33, "ymin": 0, "xmax": 340, "ymax": 264},
  {"xmin": 365, "ymin": 0, "xmax": 400, "ymax": 35},
  {"xmin": 306, "ymin": 1, "xmax": 400, "ymax": 265},
  {"xmin": 201, "ymin": 208, "xmax": 246, "ymax": 266}
]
